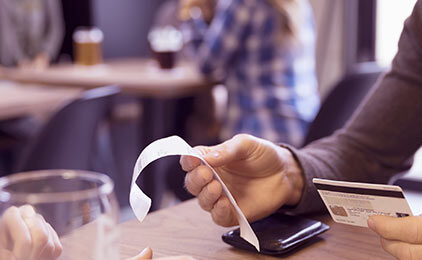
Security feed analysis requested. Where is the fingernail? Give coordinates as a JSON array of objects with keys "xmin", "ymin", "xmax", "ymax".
[
  {"xmin": 140, "ymin": 247, "xmax": 150, "ymax": 255},
  {"xmin": 367, "ymin": 217, "xmax": 376, "ymax": 231}
]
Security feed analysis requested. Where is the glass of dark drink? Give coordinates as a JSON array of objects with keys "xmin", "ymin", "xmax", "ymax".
[{"xmin": 148, "ymin": 26, "xmax": 183, "ymax": 69}]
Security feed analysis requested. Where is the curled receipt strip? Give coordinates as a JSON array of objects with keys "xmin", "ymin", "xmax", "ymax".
[{"xmin": 129, "ymin": 135, "xmax": 260, "ymax": 251}]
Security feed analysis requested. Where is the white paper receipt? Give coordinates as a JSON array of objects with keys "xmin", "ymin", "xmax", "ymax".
[
  {"xmin": 130, "ymin": 136, "xmax": 260, "ymax": 251},
  {"xmin": 313, "ymin": 178, "xmax": 413, "ymax": 227}
]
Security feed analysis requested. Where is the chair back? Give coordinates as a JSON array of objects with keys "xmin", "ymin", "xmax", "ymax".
[
  {"xmin": 303, "ymin": 63, "xmax": 384, "ymax": 146},
  {"xmin": 16, "ymin": 85, "xmax": 120, "ymax": 172}
]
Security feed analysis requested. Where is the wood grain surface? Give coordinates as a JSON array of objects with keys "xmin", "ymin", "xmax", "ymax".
[{"xmin": 117, "ymin": 199, "xmax": 394, "ymax": 260}]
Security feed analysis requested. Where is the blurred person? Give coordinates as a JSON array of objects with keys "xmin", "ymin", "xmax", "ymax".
[
  {"xmin": 0, "ymin": 0, "xmax": 64, "ymax": 174},
  {"xmin": 0, "ymin": 205, "xmax": 196, "ymax": 260},
  {"xmin": 151, "ymin": 0, "xmax": 221, "ymax": 202},
  {"xmin": 0, "ymin": 0, "xmax": 64, "ymax": 69},
  {"xmin": 180, "ymin": 1, "xmax": 422, "ymax": 258},
  {"xmin": 153, "ymin": 0, "xmax": 180, "ymax": 29},
  {"xmin": 179, "ymin": 0, "xmax": 320, "ymax": 147}
]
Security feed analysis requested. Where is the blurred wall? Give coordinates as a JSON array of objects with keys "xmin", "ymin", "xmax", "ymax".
[
  {"xmin": 91, "ymin": 0, "xmax": 164, "ymax": 58},
  {"xmin": 309, "ymin": 0, "xmax": 346, "ymax": 98},
  {"xmin": 60, "ymin": 0, "xmax": 93, "ymax": 61}
]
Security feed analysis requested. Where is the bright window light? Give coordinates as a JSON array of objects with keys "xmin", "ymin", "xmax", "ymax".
[{"xmin": 376, "ymin": 0, "xmax": 417, "ymax": 66}]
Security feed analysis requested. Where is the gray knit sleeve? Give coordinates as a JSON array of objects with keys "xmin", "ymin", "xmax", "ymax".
[{"xmin": 283, "ymin": 0, "xmax": 422, "ymax": 214}]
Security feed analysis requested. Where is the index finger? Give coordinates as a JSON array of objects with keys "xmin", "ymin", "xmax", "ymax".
[{"xmin": 369, "ymin": 215, "xmax": 422, "ymax": 244}]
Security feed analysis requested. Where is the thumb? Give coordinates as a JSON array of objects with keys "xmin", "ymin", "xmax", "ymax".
[
  {"xmin": 126, "ymin": 247, "xmax": 153, "ymax": 260},
  {"xmin": 201, "ymin": 134, "xmax": 258, "ymax": 167},
  {"xmin": 368, "ymin": 215, "xmax": 422, "ymax": 244}
]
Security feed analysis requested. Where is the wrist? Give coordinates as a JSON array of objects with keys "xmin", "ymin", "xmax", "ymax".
[{"xmin": 278, "ymin": 147, "xmax": 305, "ymax": 206}]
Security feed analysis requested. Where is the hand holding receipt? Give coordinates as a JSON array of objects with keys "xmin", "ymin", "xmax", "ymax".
[{"xmin": 129, "ymin": 135, "xmax": 260, "ymax": 251}]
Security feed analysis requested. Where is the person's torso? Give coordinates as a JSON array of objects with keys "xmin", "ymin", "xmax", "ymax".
[
  {"xmin": 2, "ymin": 0, "xmax": 48, "ymax": 59},
  {"xmin": 223, "ymin": 0, "xmax": 319, "ymax": 122}
]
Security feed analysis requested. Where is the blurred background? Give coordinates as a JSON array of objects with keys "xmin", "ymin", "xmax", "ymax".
[{"xmin": 0, "ymin": 0, "xmax": 420, "ymax": 221}]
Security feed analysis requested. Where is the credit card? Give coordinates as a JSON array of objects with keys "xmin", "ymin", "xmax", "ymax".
[{"xmin": 313, "ymin": 178, "xmax": 413, "ymax": 227}]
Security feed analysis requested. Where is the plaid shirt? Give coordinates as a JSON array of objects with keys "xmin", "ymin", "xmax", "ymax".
[{"xmin": 184, "ymin": 0, "xmax": 319, "ymax": 146}]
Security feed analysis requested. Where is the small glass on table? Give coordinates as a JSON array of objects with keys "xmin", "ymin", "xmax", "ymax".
[{"xmin": 148, "ymin": 26, "xmax": 183, "ymax": 69}]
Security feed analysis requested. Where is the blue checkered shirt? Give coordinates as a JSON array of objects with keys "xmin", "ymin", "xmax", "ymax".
[{"xmin": 184, "ymin": 0, "xmax": 320, "ymax": 146}]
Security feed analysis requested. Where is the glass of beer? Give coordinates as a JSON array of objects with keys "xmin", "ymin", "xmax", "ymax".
[
  {"xmin": 148, "ymin": 26, "xmax": 183, "ymax": 69},
  {"xmin": 0, "ymin": 170, "xmax": 120, "ymax": 260},
  {"xmin": 73, "ymin": 27, "xmax": 104, "ymax": 66}
]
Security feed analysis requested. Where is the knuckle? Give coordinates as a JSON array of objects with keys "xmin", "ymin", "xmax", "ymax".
[
  {"xmin": 231, "ymin": 134, "xmax": 258, "ymax": 156},
  {"xmin": 40, "ymin": 241, "xmax": 55, "ymax": 257},
  {"xmin": 54, "ymin": 244, "xmax": 63, "ymax": 258},
  {"xmin": 46, "ymin": 240, "xmax": 56, "ymax": 253},
  {"xmin": 180, "ymin": 156, "xmax": 195, "ymax": 172},
  {"xmin": 184, "ymin": 175, "xmax": 197, "ymax": 195},
  {"xmin": 34, "ymin": 230, "xmax": 49, "ymax": 247},
  {"xmin": 198, "ymin": 202, "xmax": 211, "ymax": 212},
  {"xmin": 179, "ymin": 156, "xmax": 188, "ymax": 171},
  {"xmin": 211, "ymin": 209, "xmax": 227, "ymax": 227},
  {"xmin": 207, "ymin": 181, "xmax": 222, "ymax": 200},
  {"xmin": 197, "ymin": 184, "xmax": 219, "ymax": 211},
  {"xmin": 198, "ymin": 193, "xmax": 213, "ymax": 211},
  {"xmin": 209, "ymin": 180, "xmax": 222, "ymax": 193},
  {"xmin": 19, "ymin": 204, "xmax": 35, "ymax": 213},
  {"xmin": 210, "ymin": 199, "xmax": 234, "ymax": 227},
  {"xmin": 195, "ymin": 146, "xmax": 210, "ymax": 156},
  {"xmin": 191, "ymin": 169, "xmax": 205, "ymax": 187},
  {"xmin": 232, "ymin": 133, "xmax": 251, "ymax": 144},
  {"xmin": 233, "ymin": 133, "xmax": 250, "ymax": 140},
  {"xmin": 4, "ymin": 206, "xmax": 18, "ymax": 218},
  {"xmin": 32, "ymin": 216, "xmax": 49, "ymax": 245},
  {"xmin": 200, "ymin": 166, "xmax": 214, "ymax": 183},
  {"xmin": 191, "ymin": 166, "xmax": 211, "ymax": 189}
]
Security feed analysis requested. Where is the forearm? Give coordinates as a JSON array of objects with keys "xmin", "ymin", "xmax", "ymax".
[
  {"xmin": 286, "ymin": 72, "xmax": 422, "ymax": 213},
  {"xmin": 283, "ymin": 1, "xmax": 422, "ymax": 214}
]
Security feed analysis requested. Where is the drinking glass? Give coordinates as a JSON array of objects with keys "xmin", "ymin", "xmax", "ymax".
[
  {"xmin": 148, "ymin": 26, "xmax": 183, "ymax": 69},
  {"xmin": 73, "ymin": 27, "xmax": 104, "ymax": 66},
  {"xmin": 0, "ymin": 169, "xmax": 120, "ymax": 260}
]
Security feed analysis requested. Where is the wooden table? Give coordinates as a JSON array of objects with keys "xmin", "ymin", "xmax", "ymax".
[
  {"xmin": 0, "ymin": 59, "xmax": 212, "ymax": 209},
  {"xmin": 0, "ymin": 81, "xmax": 81, "ymax": 120},
  {"xmin": 118, "ymin": 199, "xmax": 394, "ymax": 260},
  {"xmin": 0, "ymin": 59, "xmax": 208, "ymax": 98}
]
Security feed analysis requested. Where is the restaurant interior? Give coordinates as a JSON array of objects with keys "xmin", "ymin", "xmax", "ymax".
[{"xmin": 0, "ymin": 0, "xmax": 421, "ymax": 259}]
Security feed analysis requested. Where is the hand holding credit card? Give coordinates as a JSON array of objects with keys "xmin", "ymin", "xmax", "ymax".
[{"xmin": 313, "ymin": 178, "xmax": 413, "ymax": 227}]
